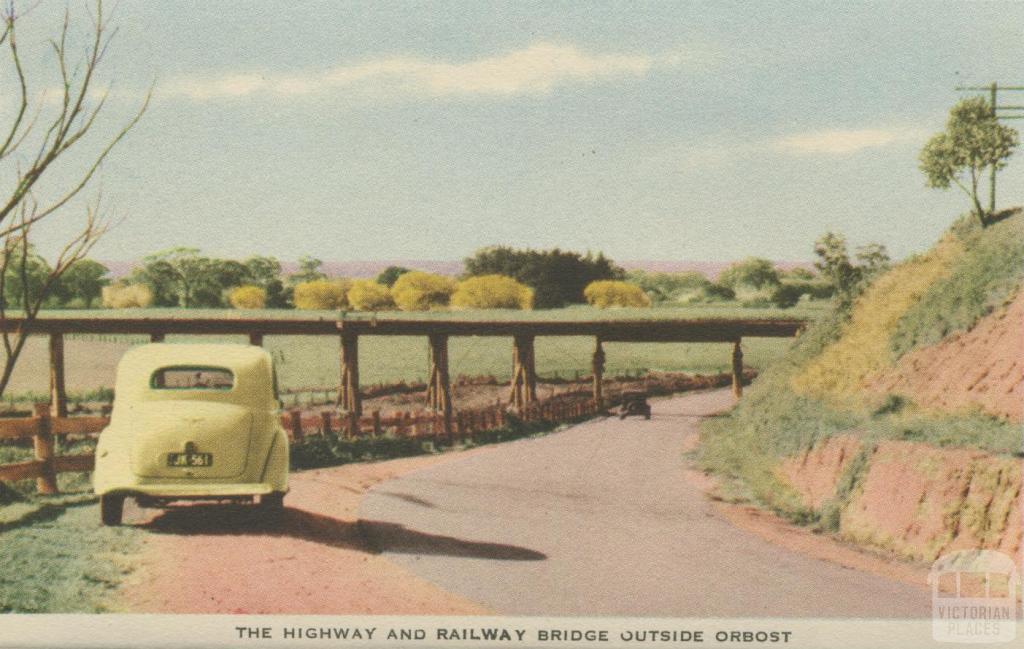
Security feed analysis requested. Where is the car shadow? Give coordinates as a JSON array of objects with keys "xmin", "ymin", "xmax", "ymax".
[
  {"xmin": 373, "ymin": 490, "xmax": 438, "ymax": 509},
  {"xmin": 139, "ymin": 504, "xmax": 545, "ymax": 562}
]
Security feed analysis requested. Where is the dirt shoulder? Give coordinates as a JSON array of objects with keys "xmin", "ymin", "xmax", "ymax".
[{"xmin": 119, "ymin": 450, "xmax": 492, "ymax": 614}]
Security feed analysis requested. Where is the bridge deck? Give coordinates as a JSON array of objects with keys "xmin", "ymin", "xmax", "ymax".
[{"xmin": 0, "ymin": 317, "xmax": 807, "ymax": 342}]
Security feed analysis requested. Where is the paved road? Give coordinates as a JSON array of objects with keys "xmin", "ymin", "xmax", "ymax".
[{"xmin": 359, "ymin": 389, "xmax": 932, "ymax": 617}]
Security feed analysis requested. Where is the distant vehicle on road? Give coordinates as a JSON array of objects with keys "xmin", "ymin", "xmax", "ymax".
[
  {"xmin": 94, "ymin": 344, "xmax": 289, "ymax": 525},
  {"xmin": 618, "ymin": 390, "xmax": 651, "ymax": 420}
]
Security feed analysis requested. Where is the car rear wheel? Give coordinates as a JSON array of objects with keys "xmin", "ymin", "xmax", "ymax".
[
  {"xmin": 100, "ymin": 494, "xmax": 125, "ymax": 526},
  {"xmin": 260, "ymin": 492, "xmax": 285, "ymax": 509}
]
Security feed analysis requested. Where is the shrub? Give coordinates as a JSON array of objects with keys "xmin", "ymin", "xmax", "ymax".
[
  {"xmin": 292, "ymin": 279, "xmax": 351, "ymax": 310},
  {"xmin": 626, "ymin": 270, "xmax": 710, "ymax": 303},
  {"xmin": 718, "ymin": 258, "xmax": 781, "ymax": 291},
  {"xmin": 347, "ymin": 280, "xmax": 394, "ymax": 311},
  {"xmin": 583, "ymin": 280, "xmax": 651, "ymax": 308},
  {"xmin": 688, "ymin": 283, "xmax": 736, "ymax": 303},
  {"xmin": 228, "ymin": 285, "xmax": 267, "ymax": 309},
  {"xmin": 451, "ymin": 274, "xmax": 533, "ymax": 310},
  {"xmin": 101, "ymin": 283, "xmax": 153, "ymax": 308},
  {"xmin": 390, "ymin": 271, "xmax": 456, "ymax": 311},
  {"xmin": 770, "ymin": 280, "xmax": 833, "ymax": 308}
]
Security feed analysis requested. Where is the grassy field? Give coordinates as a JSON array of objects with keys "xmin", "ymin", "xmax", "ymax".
[{"xmin": 3, "ymin": 302, "xmax": 826, "ymax": 399}]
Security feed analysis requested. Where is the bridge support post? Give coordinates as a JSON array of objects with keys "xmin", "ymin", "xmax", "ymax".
[
  {"xmin": 48, "ymin": 334, "xmax": 68, "ymax": 419},
  {"xmin": 510, "ymin": 334, "xmax": 537, "ymax": 411},
  {"xmin": 339, "ymin": 331, "xmax": 362, "ymax": 416},
  {"xmin": 426, "ymin": 334, "xmax": 453, "ymax": 434},
  {"xmin": 732, "ymin": 339, "xmax": 744, "ymax": 398},
  {"xmin": 592, "ymin": 338, "xmax": 605, "ymax": 409}
]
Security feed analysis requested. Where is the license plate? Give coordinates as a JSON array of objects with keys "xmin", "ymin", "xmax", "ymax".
[{"xmin": 167, "ymin": 452, "xmax": 213, "ymax": 467}]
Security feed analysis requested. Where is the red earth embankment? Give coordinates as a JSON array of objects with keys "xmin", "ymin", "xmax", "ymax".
[{"xmin": 779, "ymin": 436, "xmax": 1021, "ymax": 562}]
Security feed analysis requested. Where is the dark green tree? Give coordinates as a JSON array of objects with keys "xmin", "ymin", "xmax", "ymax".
[
  {"xmin": 243, "ymin": 256, "xmax": 288, "ymax": 308},
  {"xmin": 463, "ymin": 246, "xmax": 623, "ymax": 308},
  {"xmin": 55, "ymin": 259, "xmax": 109, "ymax": 307},
  {"xmin": 376, "ymin": 265, "xmax": 411, "ymax": 287}
]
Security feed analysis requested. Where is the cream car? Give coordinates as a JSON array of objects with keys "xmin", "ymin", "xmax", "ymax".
[{"xmin": 94, "ymin": 344, "xmax": 289, "ymax": 525}]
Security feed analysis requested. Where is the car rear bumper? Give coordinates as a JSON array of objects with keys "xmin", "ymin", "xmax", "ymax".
[{"xmin": 102, "ymin": 482, "xmax": 279, "ymax": 498}]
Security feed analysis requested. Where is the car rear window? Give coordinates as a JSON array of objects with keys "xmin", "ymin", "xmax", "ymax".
[{"xmin": 150, "ymin": 366, "xmax": 234, "ymax": 391}]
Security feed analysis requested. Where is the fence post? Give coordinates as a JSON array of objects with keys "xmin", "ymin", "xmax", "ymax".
[
  {"xmin": 510, "ymin": 334, "xmax": 537, "ymax": 411},
  {"xmin": 48, "ymin": 334, "xmax": 68, "ymax": 419},
  {"xmin": 732, "ymin": 339, "xmax": 744, "ymax": 398},
  {"xmin": 320, "ymin": 410, "xmax": 332, "ymax": 436},
  {"xmin": 592, "ymin": 338, "xmax": 605, "ymax": 411},
  {"xmin": 289, "ymin": 410, "xmax": 303, "ymax": 441},
  {"xmin": 338, "ymin": 329, "xmax": 362, "ymax": 416},
  {"xmin": 346, "ymin": 410, "xmax": 359, "ymax": 439},
  {"xmin": 372, "ymin": 410, "xmax": 382, "ymax": 436},
  {"xmin": 33, "ymin": 403, "xmax": 58, "ymax": 495}
]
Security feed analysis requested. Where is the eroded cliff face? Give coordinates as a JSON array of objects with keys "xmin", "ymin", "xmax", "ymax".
[
  {"xmin": 868, "ymin": 291, "xmax": 1024, "ymax": 423},
  {"xmin": 779, "ymin": 436, "xmax": 1021, "ymax": 563}
]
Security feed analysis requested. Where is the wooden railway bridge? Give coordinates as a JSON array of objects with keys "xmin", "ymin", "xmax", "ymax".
[{"xmin": 0, "ymin": 317, "xmax": 806, "ymax": 433}]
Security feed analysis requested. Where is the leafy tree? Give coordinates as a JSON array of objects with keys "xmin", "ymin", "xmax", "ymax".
[
  {"xmin": 289, "ymin": 255, "xmax": 326, "ymax": 285},
  {"xmin": 463, "ymin": 246, "xmax": 623, "ymax": 308},
  {"xmin": 243, "ymin": 256, "xmax": 281, "ymax": 286},
  {"xmin": 919, "ymin": 97, "xmax": 1018, "ymax": 226},
  {"xmin": 0, "ymin": 246, "xmax": 51, "ymax": 308},
  {"xmin": 717, "ymin": 258, "xmax": 781, "ymax": 291},
  {"xmin": 133, "ymin": 248, "xmax": 213, "ymax": 308},
  {"xmin": 814, "ymin": 233, "xmax": 891, "ymax": 307},
  {"xmin": 243, "ymin": 255, "xmax": 287, "ymax": 308},
  {"xmin": 854, "ymin": 243, "xmax": 891, "ymax": 280},
  {"xmin": 814, "ymin": 233, "xmax": 860, "ymax": 302},
  {"xmin": 55, "ymin": 259, "xmax": 109, "ymax": 307},
  {"xmin": 376, "ymin": 265, "xmax": 411, "ymax": 288},
  {"xmin": 782, "ymin": 267, "xmax": 816, "ymax": 281}
]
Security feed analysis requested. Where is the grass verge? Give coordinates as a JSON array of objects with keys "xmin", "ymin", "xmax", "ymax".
[{"xmin": 0, "ymin": 493, "xmax": 143, "ymax": 612}]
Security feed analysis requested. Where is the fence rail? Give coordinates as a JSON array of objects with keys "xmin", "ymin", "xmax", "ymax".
[{"xmin": 0, "ymin": 393, "xmax": 613, "ymax": 494}]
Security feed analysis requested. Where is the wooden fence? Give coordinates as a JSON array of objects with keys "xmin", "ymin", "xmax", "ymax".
[{"xmin": 0, "ymin": 393, "xmax": 610, "ymax": 495}]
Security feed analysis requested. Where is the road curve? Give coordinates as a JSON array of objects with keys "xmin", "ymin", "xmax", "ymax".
[{"xmin": 359, "ymin": 389, "xmax": 931, "ymax": 617}]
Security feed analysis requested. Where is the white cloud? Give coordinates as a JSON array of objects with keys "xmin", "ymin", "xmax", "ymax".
[
  {"xmin": 772, "ymin": 127, "xmax": 927, "ymax": 155},
  {"xmin": 161, "ymin": 43, "xmax": 683, "ymax": 101}
]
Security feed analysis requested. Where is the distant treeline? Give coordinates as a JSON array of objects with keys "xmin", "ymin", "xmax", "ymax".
[{"xmin": 20, "ymin": 235, "xmax": 889, "ymax": 311}]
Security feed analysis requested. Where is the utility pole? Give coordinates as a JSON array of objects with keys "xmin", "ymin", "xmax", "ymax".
[{"xmin": 956, "ymin": 82, "xmax": 1024, "ymax": 214}]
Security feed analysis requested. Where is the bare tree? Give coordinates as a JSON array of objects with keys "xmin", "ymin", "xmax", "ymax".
[{"xmin": 0, "ymin": 0, "xmax": 148, "ymax": 396}]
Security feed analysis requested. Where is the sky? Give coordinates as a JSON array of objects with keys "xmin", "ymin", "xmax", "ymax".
[{"xmin": 6, "ymin": 0, "xmax": 1024, "ymax": 265}]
